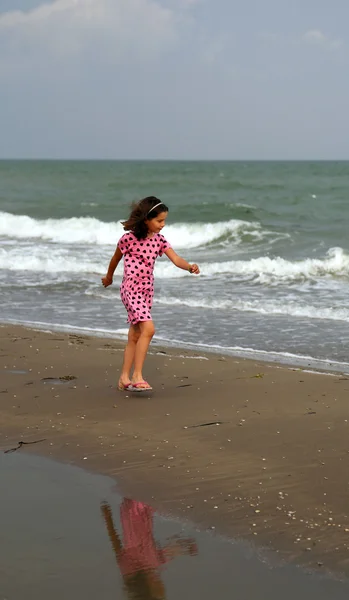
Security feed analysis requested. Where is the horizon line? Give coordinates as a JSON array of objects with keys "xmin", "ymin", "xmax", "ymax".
[{"xmin": 1, "ymin": 158, "xmax": 349, "ymax": 162}]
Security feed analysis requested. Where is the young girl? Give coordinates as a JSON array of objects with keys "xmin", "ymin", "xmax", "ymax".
[{"xmin": 102, "ymin": 196, "xmax": 200, "ymax": 392}]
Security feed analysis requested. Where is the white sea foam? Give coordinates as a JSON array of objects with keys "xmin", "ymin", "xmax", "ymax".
[
  {"xmin": 84, "ymin": 287, "xmax": 349, "ymax": 323},
  {"xmin": 0, "ymin": 212, "xmax": 124, "ymax": 246},
  {"xmin": 0, "ymin": 246, "xmax": 105, "ymax": 273},
  {"xmin": 153, "ymin": 296, "xmax": 349, "ymax": 322},
  {"xmin": 1, "ymin": 243, "xmax": 349, "ymax": 284},
  {"xmin": 155, "ymin": 247, "xmax": 349, "ymax": 282},
  {"xmin": 0, "ymin": 211, "xmax": 266, "ymax": 249}
]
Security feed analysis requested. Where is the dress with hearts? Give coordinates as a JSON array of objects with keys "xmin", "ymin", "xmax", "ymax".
[{"xmin": 118, "ymin": 231, "xmax": 171, "ymax": 325}]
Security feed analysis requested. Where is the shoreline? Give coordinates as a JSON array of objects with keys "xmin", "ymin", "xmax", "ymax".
[
  {"xmin": 2, "ymin": 323, "xmax": 349, "ymax": 578},
  {"xmin": 2, "ymin": 317, "xmax": 349, "ymax": 376}
]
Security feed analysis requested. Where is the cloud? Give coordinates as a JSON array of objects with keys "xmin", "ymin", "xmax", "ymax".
[
  {"xmin": 302, "ymin": 30, "xmax": 327, "ymax": 44},
  {"xmin": 0, "ymin": 0, "xmax": 219, "ymax": 159},
  {"xmin": 259, "ymin": 29, "xmax": 343, "ymax": 54},
  {"xmin": 0, "ymin": 0, "xmax": 180, "ymax": 64},
  {"xmin": 302, "ymin": 29, "xmax": 342, "ymax": 49}
]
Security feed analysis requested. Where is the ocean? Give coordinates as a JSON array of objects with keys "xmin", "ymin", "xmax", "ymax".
[{"xmin": 1, "ymin": 159, "xmax": 349, "ymax": 372}]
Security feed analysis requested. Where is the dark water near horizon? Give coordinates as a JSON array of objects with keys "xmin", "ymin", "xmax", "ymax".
[
  {"xmin": 1, "ymin": 451, "xmax": 349, "ymax": 599},
  {"xmin": 2, "ymin": 160, "xmax": 349, "ymax": 371}
]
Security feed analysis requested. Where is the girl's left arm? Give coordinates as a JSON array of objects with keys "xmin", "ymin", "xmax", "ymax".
[{"xmin": 165, "ymin": 248, "xmax": 200, "ymax": 274}]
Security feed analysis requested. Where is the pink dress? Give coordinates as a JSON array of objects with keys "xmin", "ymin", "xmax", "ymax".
[
  {"xmin": 118, "ymin": 499, "xmax": 167, "ymax": 576},
  {"xmin": 118, "ymin": 231, "xmax": 171, "ymax": 325}
]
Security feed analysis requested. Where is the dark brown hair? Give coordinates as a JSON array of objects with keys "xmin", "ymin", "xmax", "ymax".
[{"xmin": 122, "ymin": 196, "xmax": 169, "ymax": 240}]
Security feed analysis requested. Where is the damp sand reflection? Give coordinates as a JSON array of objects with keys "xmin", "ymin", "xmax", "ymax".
[{"xmin": 101, "ymin": 499, "xmax": 198, "ymax": 600}]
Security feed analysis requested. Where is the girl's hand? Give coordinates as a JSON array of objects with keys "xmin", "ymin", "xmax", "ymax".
[
  {"xmin": 102, "ymin": 275, "xmax": 113, "ymax": 287},
  {"xmin": 189, "ymin": 264, "xmax": 200, "ymax": 275}
]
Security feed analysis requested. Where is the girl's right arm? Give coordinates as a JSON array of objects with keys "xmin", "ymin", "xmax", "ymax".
[
  {"xmin": 101, "ymin": 247, "xmax": 123, "ymax": 287},
  {"xmin": 164, "ymin": 248, "xmax": 200, "ymax": 274}
]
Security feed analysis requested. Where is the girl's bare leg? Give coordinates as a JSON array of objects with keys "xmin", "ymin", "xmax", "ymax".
[
  {"xmin": 132, "ymin": 320, "xmax": 155, "ymax": 388},
  {"xmin": 118, "ymin": 324, "xmax": 140, "ymax": 387}
]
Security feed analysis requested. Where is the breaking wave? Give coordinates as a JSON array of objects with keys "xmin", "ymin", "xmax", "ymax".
[{"xmin": 0, "ymin": 211, "xmax": 276, "ymax": 249}]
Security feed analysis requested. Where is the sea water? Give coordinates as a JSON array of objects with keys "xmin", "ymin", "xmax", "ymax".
[{"xmin": 1, "ymin": 160, "xmax": 349, "ymax": 370}]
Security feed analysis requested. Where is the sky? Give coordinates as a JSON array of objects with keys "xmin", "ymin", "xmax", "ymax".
[{"xmin": 0, "ymin": 0, "xmax": 349, "ymax": 160}]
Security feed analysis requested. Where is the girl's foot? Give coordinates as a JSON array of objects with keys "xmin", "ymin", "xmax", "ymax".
[
  {"xmin": 118, "ymin": 379, "xmax": 132, "ymax": 391},
  {"xmin": 131, "ymin": 380, "xmax": 153, "ymax": 391}
]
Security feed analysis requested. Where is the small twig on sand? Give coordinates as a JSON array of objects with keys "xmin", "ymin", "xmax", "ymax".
[{"xmin": 4, "ymin": 439, "xmax": 47, "ymax": 454}]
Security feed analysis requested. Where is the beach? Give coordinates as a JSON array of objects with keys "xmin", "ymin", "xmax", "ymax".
[
  {"xmin": 3, "ymin": 0, "xmax": 349, "ymax": 592},
  {"xmin": 2, "ymin": 323, "xmax": 349, "ymax": 577}
]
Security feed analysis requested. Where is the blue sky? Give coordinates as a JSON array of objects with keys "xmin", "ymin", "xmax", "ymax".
[{"xmin": 1, "ymin": 0, "xmax": 348, "ymax": 159}]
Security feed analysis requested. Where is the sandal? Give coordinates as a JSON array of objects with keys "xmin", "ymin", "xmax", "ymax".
[
  {"xmin": 118, "ymin": 382, "xmax": 133, "ymax": 391},
  {"xmin": 129, "ymin": 381, "xmax": 153, "ymax": 392}
]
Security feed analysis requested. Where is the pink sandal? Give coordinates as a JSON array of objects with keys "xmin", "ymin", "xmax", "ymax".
[
  {"xmin": 118, "ymin": 382, "xmax": 133, "ymax": 391},
  {"xmin": 129, "ymin": 381, "xmax": 153, "ymax": 392}
]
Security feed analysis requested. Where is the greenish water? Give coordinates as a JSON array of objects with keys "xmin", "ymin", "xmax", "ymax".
[{"xmin": 1, "ymin": 160, "xmax": 349, "ymax": 369}]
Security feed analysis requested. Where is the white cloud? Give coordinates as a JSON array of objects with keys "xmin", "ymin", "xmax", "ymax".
[
  {"xmin": 302, "ymin": 29, "xmax": 342, "ymax": 49},
  {"xmin": 259, "ymin": 29, "xmax": 343, "ymax": 52},
  {"xmin": 0, "ymin": 0, "xmax": 213, "ymax": 159},
  {"xmin": 302, "ymin": 30, "xmax": 327, "ymax": 44},
  {"xmin": 0, "ymin": 0, "xmax": 179, "ymax": 62},
  {"xmin": 201, "ymin": 35, "xmax": 228, "ymax": 66}
]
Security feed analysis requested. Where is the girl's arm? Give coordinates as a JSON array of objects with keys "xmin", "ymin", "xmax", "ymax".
[
  {"xmin": 165, "ymin": 248, "xmax": 200, "ymax": 274},
  {"xmin": 163, "ymin": 538, "xmax": 198, "ymax": 561},
  {"xmin": 100, "ymin": 502, "xmax": 123, "ymax": 558},
  {"xmin": 101, "ymin": 247, "xmax": 123, "ymax": 287}
]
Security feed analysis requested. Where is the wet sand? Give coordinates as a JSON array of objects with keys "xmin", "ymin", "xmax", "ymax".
[
  {"xmin": 2, "ymin": 324, "xmax": 349, "ymax": 577},
  {"xmin": 2, "ymin": 452, "xmax": 349, "ymax": 600}
]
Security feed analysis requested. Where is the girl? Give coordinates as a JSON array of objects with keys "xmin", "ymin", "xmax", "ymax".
[{"xmin": 102, "ymin": 196, "xmax": 200, "ymax": 392}]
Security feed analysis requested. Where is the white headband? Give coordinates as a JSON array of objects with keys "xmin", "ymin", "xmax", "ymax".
[{"xmin": 147, "ymin": 202, "xmax": 163, "ymax": 216}]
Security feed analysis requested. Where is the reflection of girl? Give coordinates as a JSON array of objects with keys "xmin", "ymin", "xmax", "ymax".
[{"xmin": 101, "ymin": 499, "xmax": 197, "ymax": 600}]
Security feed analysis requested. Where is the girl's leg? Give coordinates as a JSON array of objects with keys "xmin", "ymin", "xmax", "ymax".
[
  {"xmin": 132, "ymin": 320, "xmax": 155, "ymax": 388},
  {"xmin": 118, "ymin": 324, "xmax": 141, "ymax": 387}
]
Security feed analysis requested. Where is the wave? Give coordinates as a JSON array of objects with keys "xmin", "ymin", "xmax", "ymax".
[
  {"xmin": 0, "ymin": 246, "xmax": 104, "ymax": 273},
  {"xmin": 1, "ymin": 244, "xmax": 349, "ymax": 283},
  {"xmin": 155, "ymin": 247, "xmax": 349, "ymax": 282},
  {"xmin": 83, "ymin": 289, "xmax": 349, "ymax": 323},
  {"xmin": 0, "ymin": 211, "xmax": 272, "ymax": 249},
  {"xmin": 153, "ymin": 296, "xmax": 349, "ymax": 322},
  {"xmin": 0, "ymin": 212, "xmax": 123, "ymax": 246}
]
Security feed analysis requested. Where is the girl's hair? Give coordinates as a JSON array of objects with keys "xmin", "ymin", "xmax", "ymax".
[{"xmin": 122, "ymin": 196, "xmax": 169, "ymax": 240}]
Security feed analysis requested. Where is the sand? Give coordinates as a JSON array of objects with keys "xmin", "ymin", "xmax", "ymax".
[{"xmin": 2, "ymin": 324, "xmax": 349, "ymax": 576}]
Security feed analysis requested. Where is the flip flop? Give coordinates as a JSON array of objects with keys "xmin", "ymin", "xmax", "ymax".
[
  {"xmin": 129, "ymin": 381, "xmax": 153, "ymax": 392},
  {"xmin": 118, "ymin": 382, "xmax": 133, "ymax": 391}
]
